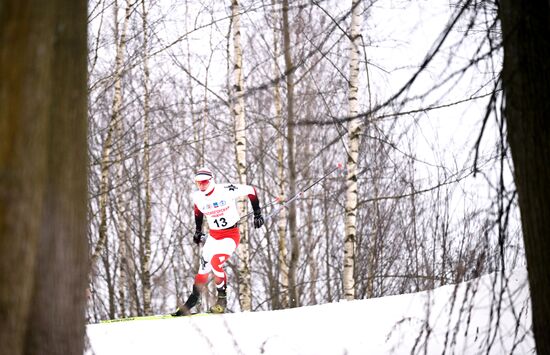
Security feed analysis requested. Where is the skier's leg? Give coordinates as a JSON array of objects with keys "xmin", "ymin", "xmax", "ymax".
[
  {"xmin": 185, "ymin": 272, "xmax": 208, "ymax": 308},
  {"xmin": 209, "ymin": 236, "xmax": 237, "ymax": 313},
  {"xmin": 172, "ymin": 240, "xmax": 216, "ymax": 316},
  {"xmin": 210, "ymin": 253, "xmax": 229, "ymax": 313},
  {"xmin": 172, "ymin": 272, "xmax": 208, "ymax": 316},
  {"xmin": 211, "ymin": 254, "xmax": 229, "ymax": 288}
]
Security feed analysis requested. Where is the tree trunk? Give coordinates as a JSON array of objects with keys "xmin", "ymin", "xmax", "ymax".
[
  {"xmin": 343, "ymin": 0, "xmax": 361, "ymax": 301},
  {"xmin": 91, "ymin": 0, "xmax": 132, "ymax": 268},
  {"xmin": 0, "ymin": 1, "xmax": 89, "ymax": 354},
  {"xmin": 499, "ymin": 2, "xmax": 550, "ymax": 353},
  {"xmin": 323, "ymin": 184, "xmax": 333, "ymax": 302},
  {"xmin": 306, "ymin": 192, "xmax": 318, "ymax": 305},
  {"xmin": 282, "ymin": 0, "xmax": 300, "ymax": 309},
  {"xmin": 140, "ymin": 0, "xmax": 153, "ymax": 316},
  {"xmin": 231, "ymin": 0, "xmax": 252, "ymax": 311},
  {"xmin": 185, "ymin": 0, "xmax": 203, "ymax": 306},
  {"xmin": 113, "ymin": 121, "xmax": 129, "ymax": 318},
  {"xmin": 366, "ymin": 177, "xmax": 381, "ymax": 298},
  {"xmin": 0, "ymin": 3, "xmax": 55, "ymax": 353},
  {"xmin": 271, "ymin": 0, "xmax": 290, "ymax": 310},
  {"xmin": 116, "ymin": 207, "xmax": 129, "ymax": 317}
]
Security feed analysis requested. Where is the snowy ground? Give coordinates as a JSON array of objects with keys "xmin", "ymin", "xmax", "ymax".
[{"xmin": 86, "ymin": 269, "xmax": 534, "ymax": 355}]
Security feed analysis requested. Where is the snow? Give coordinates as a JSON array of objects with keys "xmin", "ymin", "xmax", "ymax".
[{"xmin": 86, "ymin": 269, "xmax": 534, "ymax": 355}]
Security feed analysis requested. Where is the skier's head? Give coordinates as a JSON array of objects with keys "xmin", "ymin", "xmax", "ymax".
[{"xmin": 195, "ymin": 167, "xmax": 215, "ymax": 193}]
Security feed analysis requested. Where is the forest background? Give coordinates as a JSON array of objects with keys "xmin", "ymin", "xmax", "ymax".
[{"xmin": 86, "ymin": 0, "xmax": 520, "ymax": 321}]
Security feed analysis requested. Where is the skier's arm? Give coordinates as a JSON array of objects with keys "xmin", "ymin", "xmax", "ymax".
[
  {"xmin": 248, "ymin": 187, "xmax": 261, "ymax": 212},
  {"xmin": 248, "ymin": 187, "xmax": 264, "ymax": 228},
  {"xmin": 193, "ymin": 204, "xmax": 205, "ymax": 244},
  {"xmin": 194, "ymin": 204, "xmax": 204, "ymax": 231}
]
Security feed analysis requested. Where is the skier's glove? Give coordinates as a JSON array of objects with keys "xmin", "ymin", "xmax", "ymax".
[
  {"xmin": 193, "ymin": 231, "xmax": 205, "ymax": 245},
  {"xmin": 253, "ymin": 209, "xmax": 264, "ymax": 229}
]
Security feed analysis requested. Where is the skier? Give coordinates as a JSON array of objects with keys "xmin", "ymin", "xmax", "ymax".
[{"xmin": 172, "ymin": 167, "xmax": 264, "ymax": 315}]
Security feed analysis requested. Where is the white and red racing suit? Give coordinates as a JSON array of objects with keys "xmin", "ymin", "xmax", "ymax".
[{"xmin": 190, "ymin": 183, "xmax": 261, "ymax": 288}]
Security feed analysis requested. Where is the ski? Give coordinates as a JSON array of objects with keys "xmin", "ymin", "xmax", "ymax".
[{"xmin": 99, "ymin": 312, "xmax": 211, "ymax": 323}]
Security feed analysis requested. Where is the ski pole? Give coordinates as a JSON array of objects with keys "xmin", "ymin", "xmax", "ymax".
[
  {"xmin": 238, "ymin": 196, "xmax": 283, "ymax": 222},
  {"xmin": 264, "ymin": 163, "xmax": 343, "ymax": 220}
]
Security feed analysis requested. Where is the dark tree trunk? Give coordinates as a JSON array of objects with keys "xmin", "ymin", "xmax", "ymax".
[
  {"xmin": 0, "ymin": 1, "xmax": 89, "ymax": 354},
  {"xmin": 499, "ymin": 1, "xmax": 550, "ymax": 354},
  {"xmin": 0, "ymin": 3, "xmax": 55, "ymax": 353}
]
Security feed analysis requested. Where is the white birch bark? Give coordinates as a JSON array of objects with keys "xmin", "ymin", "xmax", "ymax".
[
  {"xmin": 343, "ymin": 0, "xmax": 362, "ymax": 301},
  {"xmin": 116, "ymin": 227, "xmax": 128, "ymax": 316},
  {"xmin": 184, "ymin": 1, "xmax": 202, "ymax": 301},
  {"xmin": 231, "ymin": 0, "xmax": 252, "ymax": 311},
  {"xmin": 140, "ymin": 0, "xmax": 153, "ymax": 315},
  {"xmin": 91, "ymin": 0, "xmax": 131, "ymax": 269},
  {"xmin": 271, "ymin": 0, "xmax": 289, "ymax": 310},
  {"xmin": 282, "ymin": 0, "xmax": 299, "ymax": 308}
]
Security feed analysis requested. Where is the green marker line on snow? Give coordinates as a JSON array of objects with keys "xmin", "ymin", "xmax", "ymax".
[{"xmin": 99, "ymin": 313, "xmax": 210, "ymax": 323}]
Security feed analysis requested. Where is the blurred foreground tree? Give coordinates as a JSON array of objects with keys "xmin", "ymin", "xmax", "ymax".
[
  {"xmin": 0, "ymin": 1, "xmax": 88, "ymax": 354},
  {"xmin": 499, "ymin": 1, "xmax": 550, "ymax": 353}
]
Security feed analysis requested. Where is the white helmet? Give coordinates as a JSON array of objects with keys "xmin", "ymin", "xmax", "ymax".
[{"xmin": 195, "ymin": 167, "xmax": 215, "ymax": 193}]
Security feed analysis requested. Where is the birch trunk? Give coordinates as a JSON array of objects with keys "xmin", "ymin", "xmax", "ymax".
[
  {"xmin": 323, "ymin": 185, "xmax": 333, "ymax": 301},
  {"xmin": 185, "ymin": 0, "xmax": 202, "ymax": 299},
  {"xmin": 113, "ymin": 113, "xmax": 129, "ymax": 317},
  {"xmin": 343, "ymin": 0, "xmax": 362, "ymax": 300},
  {"xmin": 231, "ymin": 0, "xmax": 252, "ymax": 311},
  {"xmin": 272, "ymin": 0, "xmax": 289, "ymax": 310},
  {"xmin": 182, "ymin": 0, "xmax": 200, "ymax": 166},
  {"xmin": 140, "ymin": 0, "xmax": 153, "ymax": 315},
  {"xmin": 366, "ymin": 179, "xmax": 380, "ymax": 298},
  {"xmin": 91, "ymin": 0, "xmax": 132, "ymax": 268},
  {"xmin": 281, "ymin": 0, "xmax": 300, "ymax": 308},
  {"xmin": 306, "ymin": 191, "xmax": 318, "ymax": 305},
  {"xmin": 116, "ymin": 208, "xmax": 128, "ymax": 317}
]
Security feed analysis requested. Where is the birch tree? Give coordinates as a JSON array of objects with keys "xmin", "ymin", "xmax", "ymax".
[
  {"xmin": 231, "ymin": 0, "xmax": 252, "ymax": 311},
  {"xmin": 115, "ymin": 196, "xmax": 129, "ymax": 317},
  {"xmin": 140, "ymin": 0, "xmax": 153, "ymax": 316},
  {"xmin": 113, "ymin": 102, "xmax": 130, "ymax": 317},
  {"xmin": 343, "ymin": 0, "xmax": 362, "ymax": 300},
  {"xmin": 270, "ymin": 0, "xmax": 290, "ymax": 310},
  {"xmin": 281, "ymin": 0, "xmax": 300, "ymax": 308},
  {"xmin": 185, "ymin": 0, "xmax": 202, "ymax": 167},
  {"xmin": 91, "ymin": 0, "xmax": 132, "ymax": 268}
]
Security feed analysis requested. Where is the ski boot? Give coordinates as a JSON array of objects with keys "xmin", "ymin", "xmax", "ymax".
[
  {"xmin": 209, "ymin": 286, "xmax": 227, "ymax": 314},
  {"xmin": 172, "ymin": 284, "xmax": 202, "ymax": 317}
]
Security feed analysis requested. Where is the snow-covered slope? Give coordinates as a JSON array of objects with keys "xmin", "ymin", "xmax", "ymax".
[{"xmin": 86, "ymin": 269, "xmax": 534, "ymax": 354}]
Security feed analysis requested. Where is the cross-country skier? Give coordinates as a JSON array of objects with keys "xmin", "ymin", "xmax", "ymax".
[{"xmin": 172, "ymin": 167, "xmax": 264, "ymax": 315}]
